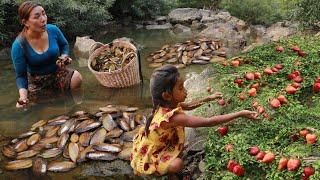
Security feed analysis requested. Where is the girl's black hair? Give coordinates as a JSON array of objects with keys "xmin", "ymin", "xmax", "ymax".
[{"xmin": 145, "ymin": 65, "xmax": 180, "ymax": 135}]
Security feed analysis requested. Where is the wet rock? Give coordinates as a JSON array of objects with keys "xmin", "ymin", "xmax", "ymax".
[
  {"xmin": 266, "ymin": 22, "xmax": 297, "ymax": 42},
  {"xmin": 169, "ymin": 8, "xmax": 202, "ymax": 25},
  {"xmin": 155, "ymin": 16, "xmax": 167, "ymax": 25},
  {"xmin": 191, "ymin": 20, "xmax": 207, "ymax": 31},
  {"xmin": 201, "ymin": 11, "xmax": 231, "ymax": 24},
  {"xmin": 146, "ymin": 23, "xmax": 172, "ymax": 30},
  {"xmin": 73, "ymin": 36, "xmax": 96, "ymax": 59},
  {"xmin": 79, "ymin": 160, "xmax": 133, "ymax": 177},
  {"xmin": 172, "ymin": 24, "xmax": 192, "ymax": 35}
]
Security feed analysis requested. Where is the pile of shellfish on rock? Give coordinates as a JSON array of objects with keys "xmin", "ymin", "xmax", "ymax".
[
  {"xmin": 147, "ymin": 38, "xmax": 227, "ymax": 69},
  {"xmin": 91, "ymin": 45, "xmax": 136, "ymax": 72},
  {"xmin": 1, "ymin": 105, "xmax": 146, "ymax": 175}
]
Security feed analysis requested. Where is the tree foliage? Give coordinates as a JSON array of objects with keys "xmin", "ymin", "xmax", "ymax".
[{"xmin": 295, "ymin": 0, "xmax": 320, "ymax": 30}]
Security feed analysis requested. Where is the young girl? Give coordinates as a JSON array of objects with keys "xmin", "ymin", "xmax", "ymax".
[{"xmin": 130, "ymin": 65, "xmax": 257, "ymax": 176}]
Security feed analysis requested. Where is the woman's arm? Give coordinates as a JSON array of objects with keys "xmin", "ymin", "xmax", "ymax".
[
  {"xmin": 167, "ymin": 110, "xmax": 256, "ymax": 128},
  {"xmin": 179, "ymin": 92, "xmax": 223, "ymax": 111}
]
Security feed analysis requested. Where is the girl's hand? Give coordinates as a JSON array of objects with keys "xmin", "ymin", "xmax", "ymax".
[
  {"xmin": 239, "ymin": 110, "xmax": 258, "ymax": 120},
  {"xmin": 207, "ymin": 92, "xmax": 223, "ymax": 101},
  {"xmin": 16, "ymin": 98, "xmax": 29, "ymax": 108},
  {"xmin": 56, "ymin": 55, "xmax": 72, "ymax": 68}
]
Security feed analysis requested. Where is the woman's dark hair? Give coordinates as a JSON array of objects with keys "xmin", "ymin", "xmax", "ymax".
[
  {"xmin": 144, "ymin": 65, "xmax": 180, "ymax": 135},
  {"xmin": 17, "ymin": 1, "xmax": 41, "ymax": 45}
]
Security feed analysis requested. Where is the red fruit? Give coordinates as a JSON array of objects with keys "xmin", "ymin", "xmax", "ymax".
[
  {"xmin": 262, "ymin": 152, "xmax": 275, "ymax": 163},
  {"xmin": 287, "ymin": 158, "xmax": 301, "ymax": 171},
  {"xmin": 299, "ymin": 129, "xmax": 309, "ymax": 138},
  {"xmin": 248, "ymin": 146, "xmax": 260, "ymax": 156},
  {"xmin": 206, "ymin": 87, "xmax": 212, "ymax": 93},
  {"xmin": 277, "ymin": 95, "xmax": 288, "ymax": 104},
  {"xmin": 271, "ymin": 67, "xmax": 279, "ymax": 72},
  {"xmin": 227, "ymin": 160, "xmax": 237, "ymax": 172},
  {"xmin": 277, "ymin": 157, "xmax": 288, "ymax": 171},
  {"xmin": 225, "ymin": 144, "xmax": 233, "ymax": 152},
  {"xmin": 251, "ymin": 83, "xmax": 259, "ymax": 89},
  {"xmin": 218, "ymin": 126, "xmax": 228, "ymax": 136},
  {"xmin": 291, "ymin": 46, "xmax": 300, "ymax": 52},
  {"xmin": 248, "ymin": 88, "xmax": 257, "ymax": 97},
  {"xmin": 276, "ymin": 46, "xmax": 284, "ymax": 52},
  {"xmin": 286, "ymin": 85, "xmax": 297, "ymax": 94},
  {"xmin": 254, "ymin": 72, "xmax": 261, "ymax": 79},
  {"xmin": 264, "ymin": 68, "xmax": 273, "ymax": 75},
  {"xmin": 292, "ymin": 70, "xmax": 301, "ymax": 76},
  {"xmin": 238, "ymin": 93, "xmax": 247, "ymax": 100},
  {"xmin": 293, "ymin": 76, "xmax": 303, "ymax": 83},
  {"xmin": 298, "ymin": 50, "xmax": 306, "ymax": 57},
  {"xmin": 316, "ymin": 77, "xmax": 320, "ymax": 83},
  {"xmin": 234, "ymin": 78, "xmax": 243, "ymax": 86},
  {"xmin": 275, "ymin": 64, "xmax": 284, "ymax": 69},
  {"xmin": 252, "ymin": 101, "xmax": 259, "ymax": 108},
  {"xmin": 232, "ymin": 165, "xmax": 245, "ymax": 177},
  {"xmin": 302, "ymin": 174, "xmax": 309, "ymax": 180},
  {"xmin": 287, "ymin": 73, "xmax": 297, "ymax": 80},
  {"xmin": 222, "ymin": 61, "xmax": 228, "ymax": 66},
  {"xmin": 217, "ymin": 99, "xmax": 225, "ymax": 106},
  {"xmin": 292, "ymin": 82, "xmax": 301, "ymax": 89},
  {"xmin": 263, "ymin": 112, "xmax": 271, "ymax": 120},
  {"xmin": 313, "ymin": 83, "xmax": 320, "ymax": 92},
  {"xmin": 269, "ymin": 99, "xmax": 281, "ymax": 108},
  {"xmin": 231, "ymin": 60, "xmax": 240, "ymax": 67},
  {"xmin": 257, "ymin": 106, "xmax": 265, "ymax": 114},
  {"xmin": 306, "ymin": 134, "xmax": 317, "ymax": 144},
  {"xmin": 304, "ymin": 166, "xmax": 315, "ymax": 177},
  {"xmin": 256, "ymin": 151, "xmax": 266, "ymax": 160},
  {"xmin": 245, "ymin": 73, "xmax": 255, "ymax": 80}
]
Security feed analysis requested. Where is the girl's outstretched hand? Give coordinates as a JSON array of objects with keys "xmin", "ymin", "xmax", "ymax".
[{"xmin": 239, "ymin": 110, "xmax": 258, "ymax": 120}]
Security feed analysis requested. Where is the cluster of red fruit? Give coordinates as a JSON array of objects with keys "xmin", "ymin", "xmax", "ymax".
[
  {"xmin": 227, "ymin": 160, "xmax": 245, "ymax": 176},
  {"xmin": 286, "ymin": 70, "xmax": 303, "ymax": 94},
  {"xmin": 276, "ymin": 45, "xmax": 306, "ymax": 57},
  {"xmin": 298, "ymin": 129, "xmax": 317, "ymax": 144},
  {"xmin": 221, "ymin": 58, "xmax": 243, "ymax": 67},
  {"xmin": 251, "ymin": 100, "xmax": 271, "ymax": 120},
  {"xmin": 269, "ymin": 95, "xmax": 288, "ymax": 109},
  {"xmin": 264, "ymin": 64, "xmax": 284, "ymax": 75}
]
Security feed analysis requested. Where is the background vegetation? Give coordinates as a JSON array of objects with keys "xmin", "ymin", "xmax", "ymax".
[{"xmin": 1, "ymin": 0, "xmax": 320, "ymax": 48}]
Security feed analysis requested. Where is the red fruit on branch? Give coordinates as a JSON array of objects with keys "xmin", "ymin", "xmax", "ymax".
[
  {"xmin": 245, "ymin": 73, "xmax": 255, "ymax": 80},
  {"xmin": 293, "ymin": 76, "xmax": 303, "ymax": 83},
  {"xmin": 256, "ymin": 151, "xmax": 266, "ymax": 160},
  {"xmin": 306, "ymin": 134, "xmax": 317, "ymax": 144},
  {"xmin": 248, "ymin": 146, "xmax": 260, "ymax": 156},
  {"xmin": 231, "ymin": 60, "xmax": 240, "ymax": 67},
  {"xmin": 227, "ymin": 160, "xmax": 237, "ymax": 172},
  {"xmin": 277, "ymin": 95, "xmax": 288, "ymax": 104},
  {"xmin": 254, "ymin": 72, "xmax": 261, "ymax": 79},
  {"xmin": 313, "ymin": 83, "xmax": 320, "ymax": 92},
  {"xmin": 275, "ymin": 64, "xmax": 284, "ymax": 69},
  {"xmin": 262, "ymin": 152, "xmax": 275, "ymax": 163},
  {"xmin": 303, "ymin": 166, "xmax": 315, "ymax": 177},
  {"xmin": 269, "ymin": 99, "xmax": 281, "ymax": 108},
  {"xmin": 248, "ymin": 88, "xmax": 257, "ymax": 97},
  {"xmin": 276, "ymin": 46, "xmax": 284, "ymax": 52},
  {"xmin": 264, "ymin": 68, "xmax": 273, "ymax": 75},
  {"xmin": 218, "ymin": 126, "xmax": 228, "ymax": 136},
  {"xmin": 291, "ymin": 46, "xmax": 300, "ymax": 52},
  {"xmin": 299, "ymin": 129, "xmax": 309, "ymax": 138},
  {"xmin": 232, "ymin": 165, "xmax": 245, "ymax": 177},
  {"xmin": 277, "ymin": 157, "xmax": 288, "ymax": 171},
  {"xmin": 287, "ymin": 158, "xmax": 301, "ymax": 171},
  {"xmin": 286, "ymin": 85, "xmax": 297, "ymax": 94}
]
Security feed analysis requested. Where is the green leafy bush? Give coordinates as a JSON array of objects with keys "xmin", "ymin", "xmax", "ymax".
[
  {"xmin": 219, "ymin": 0, "xmax": 295, "ymax": 26},
  {"xmin": 200, "ymin": 36, "xmax": 320, "ymax": 179},
  {"xmin": 295, "ymin": 0, "xmax": 320, "ymax": 30}
]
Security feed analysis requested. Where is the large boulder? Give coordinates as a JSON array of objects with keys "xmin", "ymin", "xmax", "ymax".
[
  {"xmin": 171, "ymin": 24, "xmax": 192, "ymax": 36},
  {"xmin": 146, "ymin": 23, "xmax": 172, "ymax": 30},
  {"xmin": 168, "ymin": 8, "xmax": 202, "ymax": 25},
  {"xmin": 265, "ymin": 22, "xmax": 297, "ymax": 42},
  {"xmin": 201, "ymin": 11, "xmax": 232, "ymax": 24},
  {"xmin": 73, "ymin": 36, "xmax": 96, "ymax": 59}
]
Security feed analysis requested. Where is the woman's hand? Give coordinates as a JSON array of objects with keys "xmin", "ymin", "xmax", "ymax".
[
  {"xmin": 206, "ymin": 92, "xmax": 223, "ymax": 101},
  {"xmin": 239, "ymin": 110, "xmax": 258, "ymax": 120},
  {"xmin": 56, "ymin": 55, "xmax": 72, "ymax": 69},
  {"xmin": 16, "ymin": 98, "xmax": 29, "ymax": 108}
]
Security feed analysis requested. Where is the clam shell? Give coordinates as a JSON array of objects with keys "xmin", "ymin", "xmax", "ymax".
[
  {"xmin": 70, "ymin": 133, "xmax": 79, "ymax": 143},
  {"xmin": 47, "ymin": 161, "xmax": 76, "ymax": 172},
  {"xmin": 14, "ymin": 139, "xmax": 28, "ymax": 153},
  {"xmin": 106, "ymin": 128, "xmax": 123, "ymax": 138},
  {"xmin": 57, "ymin": 132, "xmax": 69, "ymax": 150},
  {"xmin": 45, "ymin": 126, "xmax": 60, "ymax": 138},
  {"xmin": 16, "ymin": 150, "xmax": 39, "ymax": 159},
  {"xmin": 77, "ymin": 145, "xmax": 94, "ymax": 163},
  {"xmin": 58, "ymin": 119, "xmax": 75, "ymax": 135},
  {"xmin": 31, "ymin": 120, "xmax": 47, "ymax": 131},
  {"xmin": 27, "ymin": 133, "xmax": 40, "ymax": 146},
  {"xmin": 86, "ymin": 152, "xmax": 117, "ymax": 161},
  {"xmin": 79, "ymin": 132, "xmax": 92, "ymax": 147},
  {"xmin": 118, "ymin": 119, "xmax": 131, "ymax": 131},
  {"xmin": 68, "ymin": 143, "xmax": 79, "ymax": 163},
  {"xmin": 76, "ymin": 121, "xmax": 101, "ymax": 133},
  {"xmin": 40, "ymin": 148, "xmax": 62, "ymax": 159},
  {"xmin": 18, "ymin": 131, "xmax": 36, "ymax": 139},
  {"xmin": 2, "ymin": 145, "xmax": 16, "ymax": 159},
  {"xmin": 99, "ymin": 107, "xmax": 118, "ymax": 114},
  {"xmin": 93, "ymin": 143, "xmax": 122, "ymax": 153},
  {"xmin": 5, "ymin": 159, "xmax": 33, "ymax": 170},
  {"xmin": 90, "ymin": 128, "xmax": 107, "ymax": 145},
  {"xmin": 101, "ymin": 114, "xmax": 117, "ymax": 131}
]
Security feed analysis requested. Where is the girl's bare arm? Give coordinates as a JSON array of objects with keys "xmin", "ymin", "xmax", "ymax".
[
  {"xmin": 179, "ymin": 92, "xmax": 223, "ymax": 111},
  {"xmin": 164, "ymin": 110, "xmax": 256, "ymax": 128}
]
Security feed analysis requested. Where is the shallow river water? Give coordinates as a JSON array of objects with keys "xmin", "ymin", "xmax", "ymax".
[{"xmin": 0, "ymin": 26, "xmax": 211, "ymax": 179}]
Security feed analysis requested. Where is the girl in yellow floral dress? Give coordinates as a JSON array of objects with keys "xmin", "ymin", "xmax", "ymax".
[{"xmin": 130, "ymin": 65, "xmax": 257, "ymax": 176}]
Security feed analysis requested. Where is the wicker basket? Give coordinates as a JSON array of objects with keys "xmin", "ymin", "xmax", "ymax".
[{"xmin": 88, "ymin": 40, "xmax": 141, "ymax": 88}]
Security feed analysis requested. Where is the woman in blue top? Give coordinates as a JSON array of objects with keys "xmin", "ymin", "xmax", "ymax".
[{"xmin": 11, "ymin": 1, "xmax": 83, "ymax": 108}]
